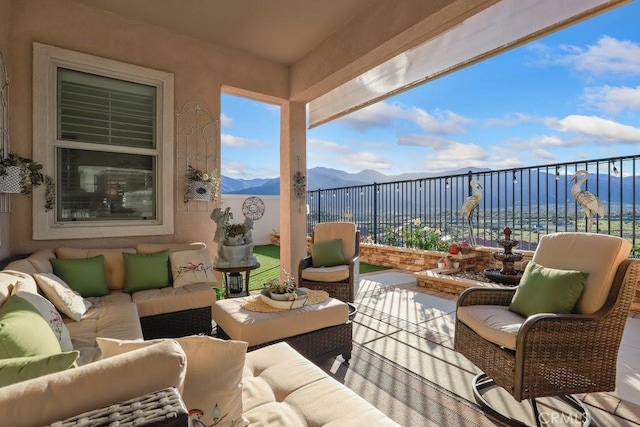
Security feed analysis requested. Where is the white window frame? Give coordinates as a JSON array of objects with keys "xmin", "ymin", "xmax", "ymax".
[{"xmin": 32, "ymin": 42, "xmax": 174, "ymax": 240}]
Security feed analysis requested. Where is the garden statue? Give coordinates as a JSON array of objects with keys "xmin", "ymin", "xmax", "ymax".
[
  {"xmin": 211, "ymin": 207, "xmax": 257, "ymax": 267},
  {"xmin": 571, "ymin": 170, "xmax": 604, "ymax": 232}
]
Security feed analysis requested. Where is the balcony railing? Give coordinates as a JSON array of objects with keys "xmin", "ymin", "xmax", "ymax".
[{"xmin": 306, "ymin": 155, "xmax": 640, "ymax": 255}]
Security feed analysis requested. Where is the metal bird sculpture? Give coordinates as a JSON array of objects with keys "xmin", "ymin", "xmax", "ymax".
[
  {"xmin": 571, "ymin": 170, "xmax": 604, "ymax": 232},
  {"xmin": 461, "ymin": 180, "xmax": 483, "ymax": 246}
]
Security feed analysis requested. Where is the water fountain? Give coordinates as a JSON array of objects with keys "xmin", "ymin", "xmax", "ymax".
[{"xmin": 483, "ymin": 227, "xmax": 524, "ymax": 286}]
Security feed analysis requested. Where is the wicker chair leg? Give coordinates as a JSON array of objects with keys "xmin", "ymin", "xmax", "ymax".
[{"xmin": 472, "ymin": 373, "xmax": 593, "ymax": 427}]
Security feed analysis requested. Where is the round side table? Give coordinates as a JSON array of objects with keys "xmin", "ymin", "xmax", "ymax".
[{"xmin": 214, "ymin": 263, "xmax": 260, "ymax": 298}]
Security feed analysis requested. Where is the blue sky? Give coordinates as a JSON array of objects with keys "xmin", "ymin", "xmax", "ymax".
[{"xmin": 222, "ymin": 1, "xmax": 640, "ymax": 179}]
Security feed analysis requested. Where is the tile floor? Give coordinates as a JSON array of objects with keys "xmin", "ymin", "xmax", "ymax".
[{"xmin": 353, "ymin": 270, "xmax": 640, "ymax": 426}]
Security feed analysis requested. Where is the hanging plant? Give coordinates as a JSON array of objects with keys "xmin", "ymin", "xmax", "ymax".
[{"xmin": 0, "ymin": 153, "xmax": 55, "ymax": 211}]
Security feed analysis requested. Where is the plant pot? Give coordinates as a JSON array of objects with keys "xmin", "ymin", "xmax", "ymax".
[
  {"xmin": 225, "ymin": 235, "xmax": 245, "ymax": 246},
  {"xmin": 437, "ymin": 262, "xmax": 445, "ymax": 269},
  {"xmin": 187, "ymin": 180, "xmax": 213, "ymax": 201},
  {"xmin": 270, "ymin": 291, "xmax": 296, "ymax": 301},
  {"xmin": 0, "ymin": 166, "xmax": 21, "ymax": 194},
  {"xmin": 452, "ymin": 262, "xmax": 460, "ymax": 269}
]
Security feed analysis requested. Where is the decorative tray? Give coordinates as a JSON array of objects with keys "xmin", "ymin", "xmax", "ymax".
[{"xmin": 259, "ymin": 288, "xmax": 309, "ymax": 310}]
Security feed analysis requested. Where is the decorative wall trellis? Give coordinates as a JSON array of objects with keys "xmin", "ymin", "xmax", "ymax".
[
  {"xmin": 176, "ymin": 101, "xmax": 219, "ymax": 213},
  {"xmin": 0, "ymin": 51, "xmax": 10, "ymax": 213}
]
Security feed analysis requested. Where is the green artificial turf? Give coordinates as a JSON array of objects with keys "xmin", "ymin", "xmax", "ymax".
[{"xmin": 248, "ymin": 245, "xmax": 389, "ymax": 291}]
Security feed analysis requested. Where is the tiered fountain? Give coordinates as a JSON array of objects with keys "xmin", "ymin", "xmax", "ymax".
[{"xmin": 483, "ymin": 227, "xmax": 524, "ymax": 286}]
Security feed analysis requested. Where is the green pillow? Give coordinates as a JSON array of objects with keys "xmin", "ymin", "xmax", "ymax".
[
  {"xmin": 0, "ymin": 295, "xmax": 63, "ymax": 358},
  {"xmin": 50, "ymin": 255, "xmax": 109, "ymax": 298},
  {"xmin": 311, "ymin": 238, "xmax": 346, "ymax": 268},
  {"xmin": 0, "ymin": 351, "xmax": 79, "ymax": 387},
  {"xmin": 509, "ymin": 262, "xmax": 588, "ymax": 317},
  {"xmin": 123, "ymin": 250, "xmax": 170, "ymax": 293}
]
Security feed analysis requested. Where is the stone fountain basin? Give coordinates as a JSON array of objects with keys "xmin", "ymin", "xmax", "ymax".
[{"xmin": 483, "ymin": 268, "xmax": 523, "ymax": 287}]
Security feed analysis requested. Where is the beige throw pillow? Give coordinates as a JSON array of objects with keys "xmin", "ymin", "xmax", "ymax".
[
  {"xmin": 98, "ymin": 335, "xmax": 248, "ymax": 427},
  {"xmin": 33, "ymin": 273, "xmax": 92, "ymax": 321},
  {"xmin": 169, "ymin": 248, "xmax": 216, "ymax": 288}
]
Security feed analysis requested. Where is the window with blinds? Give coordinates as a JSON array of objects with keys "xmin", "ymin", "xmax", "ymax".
[
  {"xmin": 55, "ymin": 68, "xmax": 158, "ymax": 222},
  {"xmin": 32, "ymin": 42, "xmax": 174, "ymax": 240}
]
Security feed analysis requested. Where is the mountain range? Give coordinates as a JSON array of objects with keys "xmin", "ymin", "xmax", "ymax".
[{"xmin": 222, "ymin": 166, "xmax": 492, "ymax": 195}]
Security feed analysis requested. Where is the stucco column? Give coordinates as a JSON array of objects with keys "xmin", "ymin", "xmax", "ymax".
[{"xmin": 279, "ymin": 101, "xmax": 307, "ymax": 280}]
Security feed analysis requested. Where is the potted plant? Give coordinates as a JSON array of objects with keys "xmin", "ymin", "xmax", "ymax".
[
  {"xmin": 223, "ymin": 223, "xmax": 247, "ymax": 246},
  {"xmin": 266, "ymin": 270, "xmax": 296, "ymax": 301},
  {"xmin": 184, "ymin": 165, "xmax": 220, "ymax": 203},
  {"xmin": 0, "ymin": 153, "xmax": 55, "ymax": 211}
]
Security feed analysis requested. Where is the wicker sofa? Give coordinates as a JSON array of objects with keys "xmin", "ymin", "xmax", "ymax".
[{"xmin": 0, "ymin": 248, "xmax": 399, "ymax": 426}]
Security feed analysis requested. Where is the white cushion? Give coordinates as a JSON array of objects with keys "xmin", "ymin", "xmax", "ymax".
[
  {"xmin": 532, "ymin": 233, "xmax": 632, "ymax": 314},
  {"xmin": 33, "ymin": 273, "xmax": 92, "ymax": 321},
  {"xmin": 98, "ymin": 335, "xmax": 248, "ymax": 427},
  {"xmin": 131, "ymin": 282, "xmax": 215, "ymax": 317},
  {"xmin": 212, "ymin": 295, "xmax": 348, "ymax": 347},
  {"xmin": 301, "ymin": 265, "xmax": 350, "ymax": 282},
  {"xmin": 313, "ymin": 222, "xmax": 357, "ymax": 260},
  {"xmin": 0, "ymin": 340, "xmax": 186, "ymax": 427},
  {"xmin": 243, "ymin": 342, "xmax": 398, "ymax": 426},
  {"xmin": 457, "ymin": 305, "xmax": 524, "ymax": 350}
]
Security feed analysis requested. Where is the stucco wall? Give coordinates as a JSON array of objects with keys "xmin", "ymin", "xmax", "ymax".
[{"xmin": 2, "ymin": 0, "xmax": 289, "ymax": 255}]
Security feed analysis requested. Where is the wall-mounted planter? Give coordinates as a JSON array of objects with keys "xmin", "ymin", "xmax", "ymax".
[
  {"xmin": 0, "ymin": 165, "xmax": 21, "ymax": 193},
  {"xmin": 187, "ymin": 180, "xmax": 214, "ymax": 201}
]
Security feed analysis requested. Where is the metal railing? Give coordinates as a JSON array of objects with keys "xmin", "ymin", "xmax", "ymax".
[{"xmin": 306, "ymin": 155, "xmax": 640, "ymax": 255}]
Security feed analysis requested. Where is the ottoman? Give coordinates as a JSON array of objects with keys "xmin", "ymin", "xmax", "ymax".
[{"xmin": 212, "ymin": 292, "xmax": 352, "ymax": 361}]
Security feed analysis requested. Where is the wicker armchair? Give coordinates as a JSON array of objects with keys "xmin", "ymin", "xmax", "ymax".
[
  {"xmin": 454, "ymin": 232, "xmax": 638, "ymax": 426},
  {"xmin": 298, "ymin": 222, "xmax": 360, "ymax": 303}
]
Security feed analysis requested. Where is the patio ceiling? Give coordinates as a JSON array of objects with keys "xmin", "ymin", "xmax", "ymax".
[{"xmin": 72, "ymin": 0, "xmax": 629, "ymax": 123}]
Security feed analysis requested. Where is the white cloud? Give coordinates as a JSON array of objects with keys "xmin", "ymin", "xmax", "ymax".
[
  {"xmin": 221, "ymin": 160, "xmax": 278, "ymax": 179},
  {"xmin": 532, "ymin": 149, "xmax": 556, "ymax": 162},
  {"xmin": 505, "ymin": 134, "xmax": 572, "ymax": 149},
  {"xmin": 342, "ymin": 152, "xmax": 392, "ymax": 170},
  {"xmin": 529, "ymin": 36, "xmax": 640, "ymax": 76},
  {"xmin": 307, "ymin": 137, "xmax": 391, "ymax": 171},
  {"xmin": 336, "ymin": 101, "xmax": 472, "ymax": 134},
  {"xmin": 308, "ymin": 137, "xmax": 352, "ymax": 154},
  {"xmin": 221, "ymin": 133, "xmax": 268, "ymax": 147},
  {"xmin": 336, "ymin": 101, "xmax": 410, "ymax": 130},
  {"xmin": 411, "ymin": 108, "xmax": 473, "ymax": 134},
  {"xmin": 583, "ymin": 85, "xmax": 640, "ymax": 114},
  {"xmin": 485, "ymin": 113, "xmax": 540, "ymax": 127},
  {"xmin": 547, "ymin": 114, "xmax": 640, "ymax": 143},
  {"xmin": 220, "ymin": 114, "xmax": 233, "ymax": 128},
  {"xmin": 568, "ymin": 36, "xmax": 640, "ymax": 76}
]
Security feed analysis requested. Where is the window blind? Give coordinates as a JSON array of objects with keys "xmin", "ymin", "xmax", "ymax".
[{"xmin": 58, "ymin": 68, "xmax": 157, "ymax": 148}]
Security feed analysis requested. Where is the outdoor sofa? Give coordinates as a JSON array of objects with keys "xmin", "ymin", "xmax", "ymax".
[{"xmin": 0, "ymin": 245, "xmax": 399, "ymax": 426}]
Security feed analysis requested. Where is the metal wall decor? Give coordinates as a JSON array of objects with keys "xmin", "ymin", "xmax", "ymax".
[
  {"xmin": 176, "ymin": 101, "xmax": 220, "ymax": 213},
  {"xmin": 242, "ymin": 196, "xmax": 265, "ymax": 220},
  {"xmin": 293, "ymin": 155, "xmax": 306, "ymax": 199}
]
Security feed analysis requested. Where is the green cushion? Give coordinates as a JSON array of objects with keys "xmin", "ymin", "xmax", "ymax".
[
  {"xmin": 311, "ymin": 238, "xmax": 346, "ymax": 268},
  {"xmin": 0, "ymin": 295, "xmax": 63, "ymax": 359},
  {"xmin": 123, "ymin": 250, "xmax": 170, "ymax": 293},
  {"xmin": 509, "ymin": 262, "xmax": 588, "ymax": 317},
  {"xmin": 50, "ymin": 256, "xmax": 109, "ymax": 298},
  {"xmin": 0, "ymin": 351, "xmax": 79, "ymax": 387}
]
